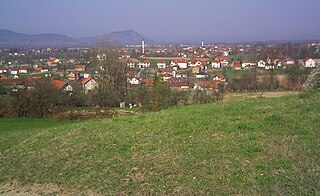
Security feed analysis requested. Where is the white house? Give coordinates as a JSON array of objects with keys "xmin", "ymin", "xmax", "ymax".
[
  {"xmin": 156, "ymin": 61, "xmax": 167, "ymax": 69},
  {"xmin": 170, "ymin": 59, "xmax": 188, "ymax": 69},
  {"xmin": 283, "ymin": 57, "xmax": 295, "ymax": 65},
  {"xmin": 257, "ymin": 60, "xmax": 266, "ymax": 68},
  {"xmin": 303, "ymin": 58, "xmax": 316, "ymax": 68},
  {"xmin": 10, "ymin": 69, "xmax": 18, "ymax": 75},
  {"xmin": 18, "ymin": 68, "xmax": 28, "ymax": 74},
  {"xmin": 196, "ymin": 72, "xmax": 209, "ymax": 79},
  {"xmin": 213, "ymin": 74, "xmax": 226, "ymax": 82},
  {"xmin": 0, "ymin": 69, "xmax": 7, "ymax": 74},
  {"xmin": 212, "ymin": 59, "xmax": 221, "ymax": 69},
  {"xmin": 127, "ymin": 77, "xmax": 140, "ymax": 85},
  {"xmin": 242, "ymin": 61, "xmax": 256, "ymax": 68},
  {"xmin": 81, "ymin": 77, "xmax": 98, "ymax": 93},
  {"xmin": 220, "ymin": 59, "xmax": 229, "ymax": 67},
  {"xmin": 138, "ymin": 60, "xmax": 151, "ymax": 68}
]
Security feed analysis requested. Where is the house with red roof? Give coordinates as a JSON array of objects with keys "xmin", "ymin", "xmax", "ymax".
[
  {"xmin": 232, "ymin": 61, "xmax": 242, "ymax": 70},
  {"xmin": 193, "ymin": 80, "xmax": 221, "ymax": 91},
  {"xmin": 282, "ymin": 57, "xmax": 295, "ymax": 65},
  {"xmin": 167, "ymin": 78, "xmax": 190, "ymax": 90},
  {"xmin": 212, "ymin": 59, "xmax": 221, "ymax": 69},
  {"xmin": 0, "ymin": 74, "xmax": 8, "ymax": 79},
  {"xmin": 127, "ymin": 71, "xmax": 141, "ymax": 85},
  {"xmin": 242, "ymin": 61, "xmax": 256, "ymax": 69},
  {"xmin": 257, "ymin": 60, "xmax": 266, "ymax": 68},
  {"xmin": 170, "ymin": 59, "xmax": 188, "ymax": 69},
  {"xmin": 52, "ymin": 79, "xmax": 73, "ymax": 92},
  {"xmin": 73, "ymin": 65, "xmax": 86, "ymax": 72},
  {"xmin": 303, "ymin": 58, "xmax": 316, "ymax": 68},
  {"xmin": 68, "ymin": 71, "xmax": 80, "ymax": 81},
  {"xmin": 81, "ymin": 77, "xmax": 98, "ymax": 93},
  {"xmin": 142, "ymin": 78, "xmax": 154, "ymax": 87},
  {"xmin": 213, "ymin": 74, "xmax": 226, "ymax": 82}
]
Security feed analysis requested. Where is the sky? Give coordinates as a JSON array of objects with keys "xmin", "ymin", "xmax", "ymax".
[{"xmin": 0, "ymin": 0, "xmax": 320, "ymax": 43}]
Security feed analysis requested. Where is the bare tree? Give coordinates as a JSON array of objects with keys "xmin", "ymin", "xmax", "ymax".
[{"xmin": 94, "ymin": 46, "xmax": 127, "ymax": 107}]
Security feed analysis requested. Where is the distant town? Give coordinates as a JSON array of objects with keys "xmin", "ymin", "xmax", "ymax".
[{"xmin": 1, "ymin": 41, "xmax": 319, "ymax": 94}]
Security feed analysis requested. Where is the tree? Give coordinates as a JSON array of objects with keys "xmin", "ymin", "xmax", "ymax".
[
  {"xmin": 93, "ymin": 46, "xmax": 127, "ymax": 107},
  {"xmin": 146, "ymin": 76, "xmax": 171, "ymax": 111},
  {"xmin": 267, "ymin": 47, "xmax": 280, "ymax": 91},
  {"xmin": 215, "ymin": 82, "xmax": 225, "ymax": 102},
  {"xmin": 9, "ymin": 78, "xmax": 59, "ymax": 118}
]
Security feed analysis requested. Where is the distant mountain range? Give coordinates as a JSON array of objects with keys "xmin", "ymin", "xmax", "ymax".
[{"xmin": 0, "ymin": 29, "xmax": 154, "ymax": 48}]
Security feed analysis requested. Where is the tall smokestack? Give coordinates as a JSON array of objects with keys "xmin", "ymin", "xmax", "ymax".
[
  {"xmin": 142, "ymin": 39, "xmax": 145, "ymax": 54},
  {"xmin": 201, "ymin": 40, "xmax": 204, "ymax": 47}
]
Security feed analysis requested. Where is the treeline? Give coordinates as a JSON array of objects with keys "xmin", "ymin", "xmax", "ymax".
[{"xmin": 0, "ymin": 77, "xmax": 223, "ymax": 118}]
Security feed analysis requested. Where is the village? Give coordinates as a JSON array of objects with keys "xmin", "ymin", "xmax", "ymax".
[{"xmin": 0, "ymin": 41, "xmax": 319, "ymax": 99}]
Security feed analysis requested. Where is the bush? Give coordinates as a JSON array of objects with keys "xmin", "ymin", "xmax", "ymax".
[
  {"xmin": 189, "ymin": 90, "xmax": 213, "ymax": 104},
  {"xmin": 304, "ymin": 68, "xmax": 320, "ymax": 90}
]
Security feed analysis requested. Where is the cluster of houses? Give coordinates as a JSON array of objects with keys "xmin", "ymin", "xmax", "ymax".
[
  {"xmin": 127, "ymin": 57, "xmax": 318, "ymax": 70},
  {"xmin": 0, "ymin": 73, "xmax": 99, "ymax": 94}
]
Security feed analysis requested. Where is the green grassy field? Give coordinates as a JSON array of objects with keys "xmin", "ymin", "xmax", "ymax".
[{"xmin": 0, "ymin": 91, "xmax": 319, "ymax": 194}]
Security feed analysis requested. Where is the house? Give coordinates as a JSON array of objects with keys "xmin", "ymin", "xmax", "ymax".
[
  {"xmin": 40, "ymin": 68, "xmax": 49, "ymax": 73},
  {"xmin": 0, "ymin": 74, "xmax": 8, "ymax": 79},
  {"xmin": 52, "ymin": 79, "xmax": 73, "ymax": 92},
  {"xmin": 81, "ymin": 77, "xmax": 98, "ymax": 93},
  {"xmin": 142, "ymin": 78, "xmax": 154, "ymax": 86},
  {"xmin": 18, "ymin": 68, "xmax": 28, "ymax": 74},
  {"xmin": 212, "ymin": 59, "xmax": 220, "ymax": 69},
  {"xmin": 242, "ymin": 61, "xmax": 256, "ymax": 69},
  {"xmin": 303, "ymin": 58, "xmax": 316, "ymax": 68},
  {"xmin": 218, "ymin": 56, "xmax": 229, "ymax": 67},
  {"xmin": 157, "ymin": 68, "xmax": 176, "ymax": 81},
  {"xmin": 192, "ymin": 66, "xmax": 201, "ymax": 74},
  {"xmin": 233, "ymin": 61, "xmax": 242, "ymax": 70},
  {"xmin": 0, "ymin": 78, "xmax": 25, "ymax": 91},
  {"xmin": 127, "ymin": 71, "xmax": 141, "ymax": 85},
  {"xmin": 167, "ymin": 78, "xmax": 190, "ymax": 90},
  {"xmin": 138, "ymin": 60, "xmax": 151, "ymax": 68},
  {"xmin": 156, "ymin": 61, "xmax": 167, "ymax": 69},
  {"xmin": 83, "ymin": 73, "xmax": 91, "ymax": 78},
  {"xmin": 127, "ymin": 58, "xmax": 140, "ymax": 68},
  {"xmin": 193, "ymin": 80, "xmax": 220, "ymax": 91},
  {"xmin": 196, "ymin": 72, "xmax": 209, "ymax": 79},
  {"xmin": 73, "ymin": 65, "xmax": 86, "ymax": 72},
  {"xmin": 282, "ymin": 57, "xmax": 295, "ymax": 65},
  {"xmin": 170, "ymin": 59, "xmax": 188, "ymax": 69},
  {"xmin": 10, "ymin": 69, "xmax": 18, "ymax": 75},
  {"xmin": 213, "ymin": 74, "xmax": 226, "ymax": 82},
  {"xmin": 0, "ymin": 68, "xmax": 7, "ymax": 74},
  {"xmin": 68, "ymin": 71, "xmax": 80, "ymax": 81},
  {"xmin": 257, "ymin": 60, "xmax": 266, "ymax": 68}
]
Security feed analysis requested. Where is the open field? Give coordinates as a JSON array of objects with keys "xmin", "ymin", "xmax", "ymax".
[
  {"xmin": 0, "ymin": 90, "xmax": 319, "ymax": 194},
  {"xmin": 224, "ymin": 91, "xmax": 301, "ymax": 101}
]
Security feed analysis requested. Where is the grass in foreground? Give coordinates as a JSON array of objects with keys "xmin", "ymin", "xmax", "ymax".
[{"xmin": 0, "ymin": 91, "xmax": 319, "ymax": 194}]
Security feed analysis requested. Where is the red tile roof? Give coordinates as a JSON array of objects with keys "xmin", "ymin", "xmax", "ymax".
[
  {"xmin": 52, "ymin": 79, "xmax": 67, "ymax": 89},
  {"xmin": 142, "ymin": 78, "xmax": 154, "ymax": 86},
  {"xmin": 81, "ymin": 77, "xmax": 94, "ymax": 85},
  {"xmin": 0, "ymin": 74, "xmax": 8, "ymax": 79}
]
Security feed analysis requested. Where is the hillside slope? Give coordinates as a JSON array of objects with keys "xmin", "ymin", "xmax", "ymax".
[{"xmin": 0, "ymin": 91, "xmax": 319, "ymax": 194}]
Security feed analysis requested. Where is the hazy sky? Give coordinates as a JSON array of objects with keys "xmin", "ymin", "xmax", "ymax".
[{"xmin": 0, "ymin": 0, "xmax": 320, "ymax": 42}]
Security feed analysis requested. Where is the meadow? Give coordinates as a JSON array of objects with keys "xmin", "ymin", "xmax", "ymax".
[{"xmin": 0, "ymin": 90, "xmax": 319, "ymax": 194}]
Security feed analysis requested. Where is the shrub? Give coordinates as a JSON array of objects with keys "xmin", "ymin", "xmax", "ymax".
[{"xmin": 304, "ymin": 68, "xmax": 320, "ymax": 90}]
